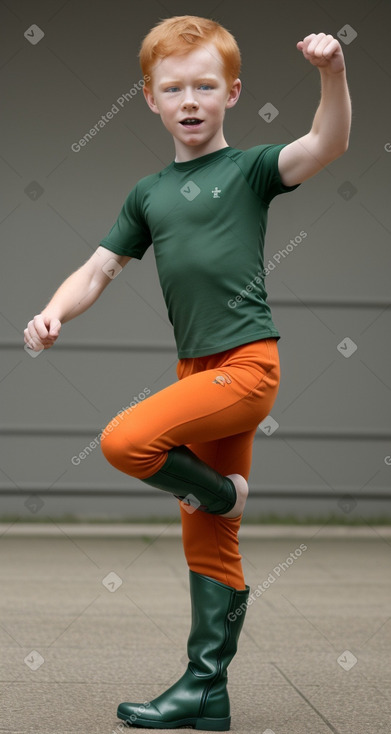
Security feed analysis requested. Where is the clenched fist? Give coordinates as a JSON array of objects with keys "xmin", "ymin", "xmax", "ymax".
[
  {"xmin": 24, "ymin": 313, "xmax": 61, "ymax": 351},
  {"xmin": 297, "ymin": 33, "xmax": 345, "ymax": 74}
]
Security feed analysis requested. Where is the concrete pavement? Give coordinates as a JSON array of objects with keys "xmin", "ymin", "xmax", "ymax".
[{"xmin": 0, "ymin": 524, "xmax": 390, "ymax": 733}]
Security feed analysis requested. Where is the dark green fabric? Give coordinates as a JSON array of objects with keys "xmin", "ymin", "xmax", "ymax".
[
  {"xmin": 117, "ymin": 570, "xmax": 250, "ymax": 730},
  {"xmin": 140, "ymin": 444, "xmax": 237, "ymax": 515},
  {"xmin": 100, "ymin": 144, "xmax": 300, "ymax": 359}
]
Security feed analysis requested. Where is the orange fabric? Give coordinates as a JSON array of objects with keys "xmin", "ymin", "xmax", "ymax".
[
  {"xmin": 177, "ymin": 427, "xmax": 259, "ymax": 590},
  {"xmin": 101, "ymin": 338, "xmax": 280, "ymax": 590}
]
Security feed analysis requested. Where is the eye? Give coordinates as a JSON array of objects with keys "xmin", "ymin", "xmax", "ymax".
[
  {"xmin": 199, "ymin": 84, "xmax": 213, "ymax": 90},
  {"xmin": 165, "ymin": 86, "xmax": 180, "ymax": 92}
]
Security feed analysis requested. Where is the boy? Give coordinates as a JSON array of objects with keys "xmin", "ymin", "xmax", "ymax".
[{"xmin": 24, "ymin": 15, "xmax": 351, "ymax": 731}]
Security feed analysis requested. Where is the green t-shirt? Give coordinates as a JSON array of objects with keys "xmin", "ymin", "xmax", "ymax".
[{"xmin": 100, "ymin": 144, "xmax": 300, "ymax": 358}]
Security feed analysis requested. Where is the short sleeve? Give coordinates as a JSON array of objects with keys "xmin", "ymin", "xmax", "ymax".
[
  {"xmin": 99, "ymin": 182, "xmax": 152, "ymax": 260},
  {"xmin": 238, "ymin": 143, "xmax": 301, "ymax": 205}
]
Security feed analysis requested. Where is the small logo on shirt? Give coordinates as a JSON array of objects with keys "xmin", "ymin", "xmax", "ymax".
[
  {"xmin": 212, "ymin": 372, "xmax": 232, "ymax": 387},
  {"xmin": 212, "ymin": 186, "xmax": 221, "ymax": 198}
]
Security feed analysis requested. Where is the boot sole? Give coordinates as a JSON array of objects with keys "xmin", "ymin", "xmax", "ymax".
[{"xmin": 117, "ymin": 710, "xmax": 231, "ymax": 731}]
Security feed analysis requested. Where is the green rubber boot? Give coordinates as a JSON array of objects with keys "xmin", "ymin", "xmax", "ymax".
[
  {"xmin": 117, "ymin": 570, "xmax": 250, "ymax": 730},
  {"xmin": 140, "ymin": 444, "xmax": 237, "ymax": 515}
]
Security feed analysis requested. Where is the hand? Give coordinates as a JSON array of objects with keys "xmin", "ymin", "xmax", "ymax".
[
  {"xmin": 297, "ymin": 33, "xmax": 345, "ymax": 74},
  {"xmin": 24, "ymin": 313, "xmax": 62, "ymax": 351}
]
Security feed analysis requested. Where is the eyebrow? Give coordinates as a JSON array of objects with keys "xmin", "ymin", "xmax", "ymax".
[{"xmin": 158, "ymin": 76, "xmax": 219, "ymax": 87}]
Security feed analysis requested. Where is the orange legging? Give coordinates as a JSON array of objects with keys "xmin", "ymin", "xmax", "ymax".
[{"xmin": 101, "ymin": 338, "xmax": 280, "ymax": 590}]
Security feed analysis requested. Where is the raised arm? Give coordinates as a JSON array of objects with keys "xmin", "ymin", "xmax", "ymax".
[
  {"xmin": 24, "ymin": 246, "xmax": 131, "ymax": 351},
  {"xmin": 278, "ymin": 32, "xmax": 352, "ymax": 187}
]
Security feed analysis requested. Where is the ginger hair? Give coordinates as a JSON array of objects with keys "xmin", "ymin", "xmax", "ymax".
[{"xmin": 139, "ymin": 15, "xmax": 241, "ymax": 92}]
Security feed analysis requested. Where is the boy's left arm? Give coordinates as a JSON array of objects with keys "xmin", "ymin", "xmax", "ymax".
[{"xmin": 278, "ymin": 33, "xmax": 352, "ymax": 187}]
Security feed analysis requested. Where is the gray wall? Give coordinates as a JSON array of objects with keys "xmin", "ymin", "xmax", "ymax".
[{"xmin": 1, "ymin": 0, "xmax": 390, "ymax": 521}]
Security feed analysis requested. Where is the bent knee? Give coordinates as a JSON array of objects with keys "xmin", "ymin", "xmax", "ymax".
[
  {"xmin": 100, "ymin": 417, "xmax": 138, "ymax": 469},
  {"xmin": 100, "ymin": 418, "xmax": 124, "ymax": 464},
  {"xmin": 100, "ymin": 416, "xmax": 156, "ymax": 478}
]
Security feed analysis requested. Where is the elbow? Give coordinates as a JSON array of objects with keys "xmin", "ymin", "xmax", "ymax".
[
  {"xmin": 329, "ymin": 140, "xmax": 349, "ymax": 161},
  {"xmin": 337, "ymin": 129, "xmax": 351, "ymax": 156},
  {"xmin": 340, "ymin": 137, "xmax": 350, "ymax": 154}
]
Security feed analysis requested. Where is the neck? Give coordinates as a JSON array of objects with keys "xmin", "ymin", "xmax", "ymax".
[{"xmin": 174, "ymin": 132, "xmax": 229, "ymax": 163}]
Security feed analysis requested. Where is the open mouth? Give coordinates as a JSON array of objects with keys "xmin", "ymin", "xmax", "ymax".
[{"xmin": 180, "ymin": 118, "xmax": 204, "ymax": 127}]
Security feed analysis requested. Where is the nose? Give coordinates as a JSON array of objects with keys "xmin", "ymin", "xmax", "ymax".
[{"xmin": 181, "ymin": 87, "xmax": 199, "ymax": 110}]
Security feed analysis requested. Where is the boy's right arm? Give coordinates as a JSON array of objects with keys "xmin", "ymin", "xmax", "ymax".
[{"xmin": 24, "ymin": 246, "xmax": 132, "ymax": 351}]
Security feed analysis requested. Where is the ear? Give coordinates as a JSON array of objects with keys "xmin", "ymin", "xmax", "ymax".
[
  {"xmin": 143, "ymin": 85, "xmax": 160, "ymax": 115},
  {"xmin": 225, "ymin": 78, "xmax": 242, "ymax": 110}
]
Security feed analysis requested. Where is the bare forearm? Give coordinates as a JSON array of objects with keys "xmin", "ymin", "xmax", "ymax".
[
  {"xmin": 41, "ymin": 266, "xmax": 106, "ymax": 324},
  {"xmin": 311, "ymin": 68, "xmax": 351, "ymax": 154}
]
